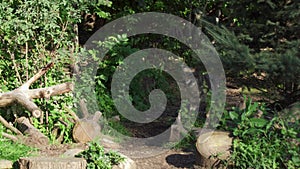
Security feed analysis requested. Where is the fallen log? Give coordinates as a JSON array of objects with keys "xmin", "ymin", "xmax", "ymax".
[
  {"xmin": 16, "ymin": 117, "xmax": 49, "ymax": 146},
  {"xmin": 0, "ymin": 62, "xmax": 73, "ymax": 146},
  {"xmin": 0, "ymin": 62, "xmax": 74, "ymax": 118},
  {"xmin": 0, "ymin": 115, "xmax": 23, "ymax": 135}
]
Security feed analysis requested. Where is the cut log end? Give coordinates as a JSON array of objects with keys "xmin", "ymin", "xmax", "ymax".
[
  {"xmin": 195, "ymin": 131, "xmax": 233, "ymax": 168},
  {"xmin": 33, "ymin": 110, "xmax": 42, "ymax": 118},
  {"xmin": 73, "ymin": 120, "xmax": 101, "ymax": 143}
]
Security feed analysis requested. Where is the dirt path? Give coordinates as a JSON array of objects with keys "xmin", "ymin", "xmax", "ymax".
[
  {"xmin": 37, "ymin": 87, "xmax": 251, "ymax": 168},
  {"xmin": 115, "ymin": 87, "xmax": 256, "ymax": 169},
  {"xmin": 133, "ymin": 149, "xmax": 197, "ymax": 169}
]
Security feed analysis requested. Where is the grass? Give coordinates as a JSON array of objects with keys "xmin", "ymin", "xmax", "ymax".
[
  {"xmin": 0, "ymin": 137, "xmax": 37, "ymax": 162},
  {"xmin": 0, "ymin": 122, "xmax": 37, "ymax": 162},
  {"xmin": 219, "ymin": 97, "xmax": 300, "ymax": 168}
]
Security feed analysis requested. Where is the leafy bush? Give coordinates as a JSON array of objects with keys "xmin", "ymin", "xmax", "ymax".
[
  {"xmin": 219, "ymin": 98, "xmax": 300, "ymax": 168},
  {"xmin": 76, "ymin": 141, "xmax": 124, "ymax": 169},
  {"xmin": 202, "ymin": 1, "xmax": 300, "ymax": 106},
  {"xmin": 0, "ymin": 0, "xmax": 112, "ymax": 143}
]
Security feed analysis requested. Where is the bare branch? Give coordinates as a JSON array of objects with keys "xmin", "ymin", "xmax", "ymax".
[
  {"xmin": 79, "ymin": 99, "xmax": 89, "ymax": 118},
  {"xmin": 0, "ymin": 63, "xmax": 73, "ymax": 118},
  {"xmin": 15, "ymin": 93, "xmax": 41, "ymax": 118},
  {"xmin": 1, "ymin": 132, "xmax": 18, "ymax": 142},
  {"xmin": 8, "ymin": 50, "xmax": 22, "ymax": 84},
  {"xmin": 19, "ymin": 62, "xmax": 54, "ymax": 90},
  {"xmin": 27, "ymin": 82, "xmax": 74, "ymax": 99},
  {"xmin": 0, "ymin": 82, "xmax": 73, "ymax": 117},
  {"xmin": 0, "ymin": 115, "xmax": 23, "ymax": 135}
]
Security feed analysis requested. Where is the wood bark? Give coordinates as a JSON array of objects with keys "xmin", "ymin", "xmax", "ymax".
[
  {"xmin": 18, "ymin": 157, "xmax": 86, "ymax": 169},
  {"xmin": 195, "ymin": 130, "xmax": 233, "ymax": 168},
  {"xmin": 16, "ymin": 117, "xmax": 49, "ymax": 147},
  {"xmin": 0, "ymin": 63, "xmax": 74, "ymax": 146},
  {"xmin": 71, "ymin": 99, "xmax": 103, "ymax": 143},
  {"xmin": 0, "ymin": 115, "xmax": 23, "ymax": 135},
  {"xmin": 0, "ymin": 62, "xmax": 74, "ymax": 118}
]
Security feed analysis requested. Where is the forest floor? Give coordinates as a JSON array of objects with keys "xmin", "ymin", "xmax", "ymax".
[
  {"xmin": 35, "ymin": 86, "xmax": 264, "ymax": 169},
  {"xmin": 121, "ymin": 86, "xmax": 249, "ymax": 169}
]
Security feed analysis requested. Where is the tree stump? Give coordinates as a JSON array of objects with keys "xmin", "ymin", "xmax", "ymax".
[
  {"xmin": 195, "ymin": 130, "xmax": 233, "ymax": 168},
  {"xmin": 0, "ymin": 160, "xmax": 13, "ymax": 169},
  {"xmin": 18, "ymin": 157, "xmax": 86, "ymax": 169},
  {"xmin": 73, "ymin": 118, "xmax": 101, "ymax": 143}
]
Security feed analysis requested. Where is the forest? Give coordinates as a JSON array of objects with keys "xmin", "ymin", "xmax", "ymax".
[{"xmin": 0, "ymin": 0, "xmax": 299, "ymax": 168}]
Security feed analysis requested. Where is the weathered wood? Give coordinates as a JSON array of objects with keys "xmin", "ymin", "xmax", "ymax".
[
  {"xmin": 72, "ymin": 100, "xmax": 102, "ymax": 143},
  {"xmin": 169, "ymin": 115, "xmax": 187, "ymax": 142},
  {"xmin": 195, "ymin": 130, "xmax": 233, "ymax": 168},
  {"xmin": 0, "ymin": 115, "xmax": 23, "ymax": 135},
  {"xmin": 0, "ymin": 159, "xmax": 13, "ymax": 169},
  {"xmin": 0, "ymin": 62, "xmax": 74, "ymax": 118},
  {"xmin": 18, "ymin": 157, "xmax": 86, "ymax": 169},
  {"xmin": 16, "ymin": 117, "xmax": 49, "ymax": 146},
  {"xmin": 1, "ymin": 132, "xmax": 18, "ymax": 142},
  {"xmin": 72, "ymin": 118, "xmax": 101, "ymax": 143},
  {"xmin": 0, "ymin": 82, "xmax": 74, "ymax": 117},
  {"xmin": 19, "ymin": 62, "xmax": 54, "ymax": 90},
  {"xmin": 79, "ymin": 99, "xmax": 89, "ymax": 118}
]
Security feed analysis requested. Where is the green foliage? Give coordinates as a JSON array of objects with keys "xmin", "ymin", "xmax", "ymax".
[
  {"xmin": 71, "ymin": 35, "xmax": 135, "ymax": 139},
  {"xmin": 0, "ymin": 139, "xmax": 37, "ymax": 162},
  {"xmin": 201, "ymin": 0, "xmax": 300, "ymax": 105},
  {"xmin": 32, "ymin": 99, "xmax": 75, "ymax": 143},
  {"xmin": 95, "ymin": 34, "xmax": 138, "ymax": 117},
  {"xmin": 166, "ymin": 132, "xmax": 196, "ymax": 150},
  {"xmin": 219, "ymin": 98, "xmax": 300, "ymax": 168},
  {"xmin": 0, "ymin": 0, "xmax": 112, "ymax": 143},
  {"xmin": 0, "ymin": 124, "xmax": 37, "ymax": 162},
  {"xmin": 205, "ymin": 20, "xmax": 299, "ymax": 104},
  {"xmin": 1, "ymin": 1, "xmax": 299, "ymax": 166},
  {"xmin": 76, "ymin": 141, "xmax": 124, "ymax": 169}
]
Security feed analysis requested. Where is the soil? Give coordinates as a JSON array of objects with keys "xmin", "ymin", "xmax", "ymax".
[
  {"xmin": 33, "ymin": 86, "xmax": 256, "ymax": 169},
  {"xmin": 134, "ymin": 149, "xmax": 198, "ymax": 169},
  {"xmin": 27, "ymin": 84, "xmax": 300, "ymax": 169}
]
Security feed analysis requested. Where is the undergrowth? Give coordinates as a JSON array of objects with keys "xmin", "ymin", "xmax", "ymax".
[
  {"xmin": 219, "ymin": 97, "xmax": 300, "ymax": 168},
  {"xmin": 0, "ymin": 124, "xmax": 37, "ymax": 162},
  {"xmin": 76, "ymin": 141, "xmax": 125, "ymax": 169}
]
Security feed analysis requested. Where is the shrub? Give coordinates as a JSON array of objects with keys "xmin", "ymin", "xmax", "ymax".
[
  {"xmin": 76, "ymin": 141, "xmax": 124, "ymax": 169},
  {"xmin": 219, "ymin": 98, "xmax": 300, "ymax": 168}
]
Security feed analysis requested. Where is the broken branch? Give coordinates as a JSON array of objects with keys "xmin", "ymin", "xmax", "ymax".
[
  {"xmin": 0, "ymin": 115, "xmax": 23, "ymax": 135},
  {"xmin": 19, "ymin": 62, "xmax": 54, "ymax": 90}
]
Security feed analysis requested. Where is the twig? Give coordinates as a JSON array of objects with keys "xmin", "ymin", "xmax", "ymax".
[
  {"xmin": 63, "ymin": 105, "xmax": 79, "ymax": 122},
  {"xmin": 8, "ymin": 50, "xmax": 22, "ymax": 84},
  {"xmin": 1, "ymin": 132, "xmax": 18, "ymax": 142},
  {"xmin": 46, "ymin": 110, "xmax": 49, "ymax": 131},
  {"xmin": 19, "ymin": 62, "xmax": 54, "ymax": 90},
  {"xmin": 0, "ymin": 115, "xmax": 23, "ymax": 135},
  {"xmin": 79, "ymin": 99, "xmax": 89, "ymax": 118},
  {"xmin": 25, "ymin": 42, "xmax": 29, "ymax": 81}
]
